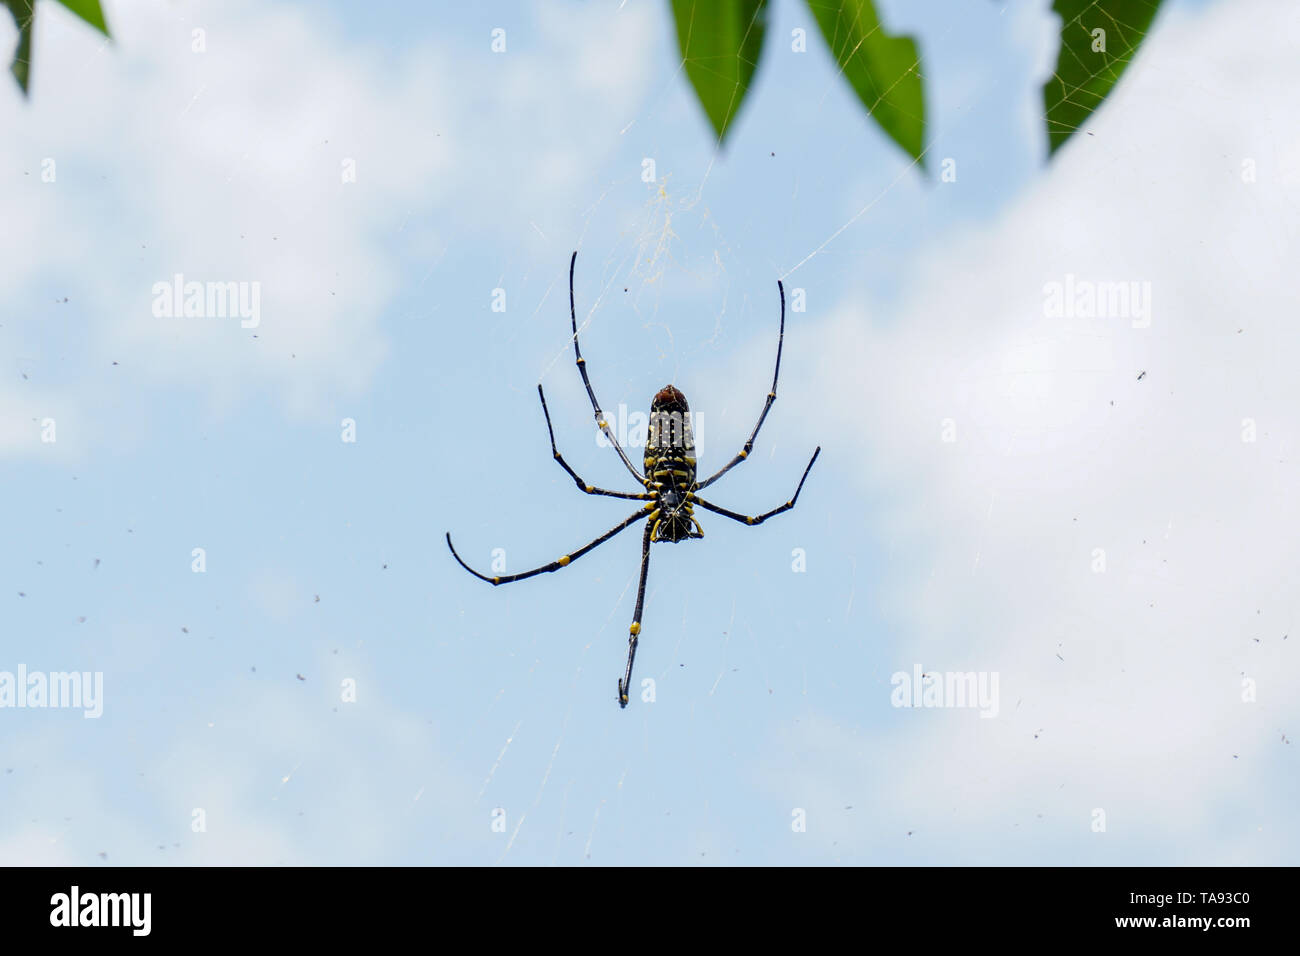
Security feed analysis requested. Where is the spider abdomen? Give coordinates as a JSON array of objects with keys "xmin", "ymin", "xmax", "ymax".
[{"xmin": 645, "ymin": 385, "xmax": 702, "ymax": 542}]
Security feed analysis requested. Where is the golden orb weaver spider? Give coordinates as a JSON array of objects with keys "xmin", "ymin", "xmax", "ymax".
[{"xmin": 447, "ymin": 252, "xmax": 820, "ymax": 708}]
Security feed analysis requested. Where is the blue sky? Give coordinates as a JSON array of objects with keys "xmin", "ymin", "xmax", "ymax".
[{"xmin": 2, "ymin": 0, "xmax": 1297, "ymax": 865}]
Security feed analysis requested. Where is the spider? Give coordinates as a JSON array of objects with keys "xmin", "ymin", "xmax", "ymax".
[{"xmin": 447, "ymin": 251, "xmax": 820, "ymax": 708}]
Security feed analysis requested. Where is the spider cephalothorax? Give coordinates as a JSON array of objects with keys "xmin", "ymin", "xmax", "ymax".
[
  {"xmin": 645, "ymin": 385, "xmax": 703, "ymax": 543},
  {"xmin": 447, "ymin": 251, "xmax": 820, "ymax": 708}
]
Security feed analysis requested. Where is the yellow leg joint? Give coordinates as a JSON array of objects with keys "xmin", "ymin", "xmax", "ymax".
[
  {"xmin": 558, "ymin": 555, "xmax": 570, "ymax": 566},
  {"xmin": 630, "ymin": 622, "xmax": 641, "ymax": 636},
  {"xmin": 739, "ymin": 449, "xmax": 749, "ymax": 459},
  {"xmin": 746, "ymin": 516, "xmax": 755, "ymax": 525}
]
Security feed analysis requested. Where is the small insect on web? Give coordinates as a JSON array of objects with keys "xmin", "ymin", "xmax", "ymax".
[{"xmin": 446, "ymin": 251, "xmax": 821, "ymax": 708}]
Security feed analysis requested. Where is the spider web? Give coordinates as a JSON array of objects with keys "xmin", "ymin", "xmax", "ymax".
[{"xmin": 475, "ymin": 0, "xmax": 1175, "ymax": 867}]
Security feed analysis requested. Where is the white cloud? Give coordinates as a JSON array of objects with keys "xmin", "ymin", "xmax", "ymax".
[
  {"xmin": 764, "ymin": 0, "xmax": 1300, "ymax": 862},
  {"xmin": 0, "ymin": 665, "xmax": 479, "ymax": 866},
  {"xmin": 0, "ymin": 0, "xmax": 656, "ymax": 446},
  {"xmin": 0, "ymin": 0, "xmax": 661, "ymax": 862}
]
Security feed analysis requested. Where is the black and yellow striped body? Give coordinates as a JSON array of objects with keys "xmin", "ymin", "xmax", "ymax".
[{"xmin": 644, "ymin": 385, "xmax": 703, "ymax": 543}]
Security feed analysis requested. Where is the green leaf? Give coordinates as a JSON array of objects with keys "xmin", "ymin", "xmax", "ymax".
[
  {"xmin": 805, "ymin": 0, "xmax": 926, "ymax": 166},
  {"xmin": 670, "ymin": 0, "xmax": 768, "ymax": 146},
  {"xmin": 1043, "ymin": 0, "xmax": 1163, "ymax": 157},
  {"xmin": 5, "ymin": 0, "xmax": 108, "ymax": 96},
  {"xmin": 4, "ymin": 0, "xmax": 34, "ymax": 95},
  {"xmin": 54, "ymin": 0, "xmax": 108, "ymax": 37}
]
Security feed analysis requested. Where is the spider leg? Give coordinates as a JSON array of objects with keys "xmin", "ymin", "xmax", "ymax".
[
  {"xmin": 537, "ymin": 385, "xmax": 653, "ymax": 500},
  {"xmin": 690, "ymin": 447, "xmax": 820, "ymax": 526},
  {"xmin": 618, "ymin": 520, "xmax": 655, "ymax": 708},
  {"xmin": 568, "ymin": 251, "xmax": 645, "ymax": 483},
  {"xmin": 696, "ymin": 279, "xmax": 786, "ymax": 491},
  {"xmin": 446, "ymin": 505, "xmax": 653, "ymax": 585}
]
